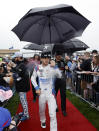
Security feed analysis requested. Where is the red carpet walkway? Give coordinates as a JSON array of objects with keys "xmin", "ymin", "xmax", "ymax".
[{"xmin": 17, "ymin": 89, "xmax": 97, "ymax": 131}]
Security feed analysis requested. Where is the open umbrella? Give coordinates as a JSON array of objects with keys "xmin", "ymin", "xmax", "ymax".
[
  {"xmin": 69, "ymin": 39, "xmax": 89, "ymax": 51},
  {"xmin": 43, "ymin": 39, "xmax": 89, "ymax": 53},
  {"xmin": 23, "ymin": 43, "xmax": 44, "ymax": 51},
  {"xmin": 12, "ymin": 4, "xmax": 91, "ymax": 45}
]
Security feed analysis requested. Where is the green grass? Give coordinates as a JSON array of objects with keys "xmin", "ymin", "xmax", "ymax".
[
  {"xmin": 5, "ymin": 92, "xmax": 20, "ymax": 116},
  {"xmin": 67, "ymin": 90, "xmax": 99, "ymax": 130}
]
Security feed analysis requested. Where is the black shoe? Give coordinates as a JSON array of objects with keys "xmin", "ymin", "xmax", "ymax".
[
  {"xmin": 20, "ymin": 115, "xmax": 29, "ymax": 121},
  {"xmin": 41, "ymin": 122, "xmax": 46, "ymax": 128},
  {"xmin": 56, "ymin": 107, "xmax": 59, "ymax": 112},
  {"xmin": 62, "ymin": 111, "xmax": 67, "ymax": 117},
  {"xmin": 12, "ymin": 114, "xmax": 20, "ymax": 126},
  {"xmin": 18, "ymin": 112, "xmax": 24, "ymax": 117}
]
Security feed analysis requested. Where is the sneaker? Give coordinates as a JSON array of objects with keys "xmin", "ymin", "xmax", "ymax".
[
  {"xmin": 20, "ymin": 115, "xmax": 29, "ymax": 121},
  {"xmin": 41, "ymin": 122, "xmax": 46, "ymax": 128},
  {"xmin": 12, "ymin": 114, "xmax": 20, "ymax": 126},
  {"xmin": 18, "ymin": 112, "xmax": 24, "ymax": 117},
  {"xmin": 62, "ymin": 111, "xmax": 67, "ymax": 117}
]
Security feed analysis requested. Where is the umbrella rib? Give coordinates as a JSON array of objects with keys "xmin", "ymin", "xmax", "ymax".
[
  {"xmin": 51, "ymin": 17, "xmax": 63, "ymax": 43},
  {"xmin": 22, "ymin": 15, "xmax": 46, "ymax": 39},
  {"xmin": 49, "ymin": 16, "xmax": 51, "ymax": 44},
  {"xmin": 52, "ymin": 14, "xmax": 78, "ymax": 31},
  {"xmin": 39, "ymin": 17, "xmax": 48, "ymax": 44}
]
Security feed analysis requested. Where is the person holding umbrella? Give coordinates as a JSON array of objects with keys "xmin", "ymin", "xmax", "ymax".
[
  {"xmin": 55, "ymin": 51, "xmax": 67, "ymax": 116},
  {"xmin": 31, "ymin": 52, "xmax": 62, "ymax": 131}
]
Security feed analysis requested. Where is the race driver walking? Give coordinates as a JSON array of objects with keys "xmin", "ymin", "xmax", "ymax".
[{"xmin": 31, "ymin": 52, "xmax": 62, "ymax": 131}]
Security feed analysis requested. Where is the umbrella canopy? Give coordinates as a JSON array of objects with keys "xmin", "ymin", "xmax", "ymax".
[
  {"xmin": 23, "ymin": 43, "xmax": 44, "ymax": 51},
  {"xmin": 69, "ymin": 39, "xmax": 89, "ymax": 51},
  {"xmin": 12, "ymin": 4, "xmax": 91, "ymax": 45},
  {"xmin": 43, "ymin": 39, "xmax": 89, "ymax": 53}
]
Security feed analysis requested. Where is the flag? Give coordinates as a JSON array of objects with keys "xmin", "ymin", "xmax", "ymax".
[{"xmin": 9, "ymin": 46, "xmax": 14, "ymax": 50}]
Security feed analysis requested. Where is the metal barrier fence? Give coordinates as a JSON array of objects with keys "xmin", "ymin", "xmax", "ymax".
[{"xmin": 71, "ymin": 71, "xmax": 99, "ymax": 111}]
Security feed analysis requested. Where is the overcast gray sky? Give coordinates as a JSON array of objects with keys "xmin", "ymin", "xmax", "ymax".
[{"xmin": 0, "ymin": 0, "xmax": 99, "ymax": 50}]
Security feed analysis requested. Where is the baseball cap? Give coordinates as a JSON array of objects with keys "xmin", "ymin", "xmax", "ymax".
[
  {"xmin": 41, "ymin": 52, "xmax": 51, "ymax": 58},
  {"xmin": 0, "ymin": 107, "xmax": 11, "ymax": 131},
  {"xmin": 14, "ymin": 52, "xmax": 23, "ymax": 58},
  {"xmin": 73, "ymin": 58, "xmax": 77, "ymax": 61}
]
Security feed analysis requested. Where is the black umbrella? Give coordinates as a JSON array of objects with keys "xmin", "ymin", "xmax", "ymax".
[
  {"xmin": 64, "ymin": 39, "xmax": 89, "ymax": 52},
  {"xmin": 12, "ymin": 4, "xmax": 91, "ymax": 45},
  {"xmin": 43, "ymin": 39, "xmax": 89, "ymax": 53},
  {"xmin": 23, "ymin": 43, "xmax": 44, "ymax": 51}
]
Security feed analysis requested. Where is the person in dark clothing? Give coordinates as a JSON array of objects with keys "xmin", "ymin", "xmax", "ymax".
[
  {"xmin": 65, "ymin": 56, "xmax": 72, "ymax": 90},
  {"xmin": 0, "ymin": 63, "xmax": 13, "ymax": 88},
  {"xmin": 15, "ymin": 62, "xmax": 30, "ymax": 92},
  {"xmin": 80, "ymin": 52, "xmax": 92, "ymax": 71},
  {"xmin": 80, "ymin": 52, "xmax": 92, "ymax": 99},
  {"xmin": 14, "ymin": 52, "xmax": 30, "ymax": 121},
  {"xmin": 0, "ymin": 66, "xmax": 9, "ymax": 87},
  {"xmin": 55, "ymin": 51, "xmax": 67, "ymax": 116},
  {"xmin": 0, "ymin": 62, "xmax": 8, "ymax": 73}
]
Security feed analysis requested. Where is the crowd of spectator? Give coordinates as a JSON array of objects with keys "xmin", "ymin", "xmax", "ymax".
[
  {"xmin": 0, "ymin": 49, "xmax": 99, "ymax": 130},
  {"xmin": 65, "ymin": 50, "xmax": 99, "ymax": 108}
]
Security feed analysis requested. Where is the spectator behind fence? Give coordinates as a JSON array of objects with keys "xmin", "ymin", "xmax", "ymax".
[
  {"xmin": 65, "ymin": 56, "xmax": 72, "ymax": 89},
  {"xmin": 70, "ymin": 58, "xmax": 78, "ymax": 92},
  {"xmin": 80, "ymin": 52, "xmax": 91, "ymax": 71},
  {"xmin": 80, "ymin": 52, "xmax": 92, "ymax": 100},
  {"xmin": 92, "ymin": 50, "xmax": 98, "ymax": 56},
  {"xmin": 91, "ymin": 55, "xmax": 99, "ymax": 106}
]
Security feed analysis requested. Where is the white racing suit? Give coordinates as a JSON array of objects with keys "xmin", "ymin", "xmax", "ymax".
[{"xmin": 31, "ymin": 64, "xmax": 62, "ymax": 131}]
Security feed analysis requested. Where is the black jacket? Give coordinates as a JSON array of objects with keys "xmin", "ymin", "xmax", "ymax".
[
  {"xmin": 55, "ymin": 59, "xmax": 66, "ymax": 73},
  {"xmin": 0, "ymin": 73, "xmax": 9, "ymax": 87},
  {"xmin": 80, "ymin": 59, "xmax": 92, "ymax": 71},
  {"xmin": 15, "ymin": 61, "xmax": 30, "ymax": 92}
]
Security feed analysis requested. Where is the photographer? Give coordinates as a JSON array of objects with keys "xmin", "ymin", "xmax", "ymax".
[{"xmin": 0, "ymin": 107, "xmax": 21, "ymax": 131}]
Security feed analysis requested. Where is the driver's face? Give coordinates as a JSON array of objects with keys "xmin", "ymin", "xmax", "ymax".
[{"xmin": 41, "ymin": 58, "xmax": 50, "ymax": 66}]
